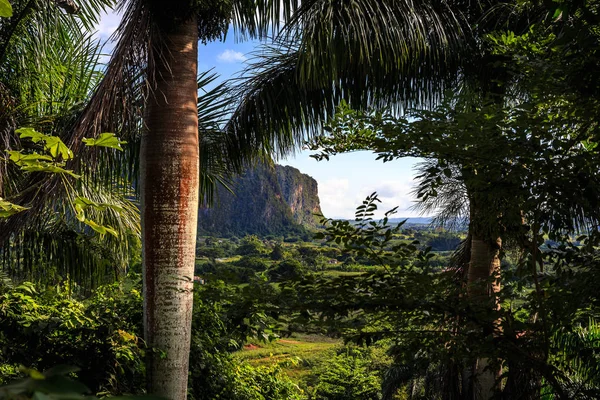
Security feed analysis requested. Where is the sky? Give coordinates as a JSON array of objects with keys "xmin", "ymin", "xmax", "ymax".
[{"xmin": 95, "ymin": 10, "xmax": 428, "ymax": 219}]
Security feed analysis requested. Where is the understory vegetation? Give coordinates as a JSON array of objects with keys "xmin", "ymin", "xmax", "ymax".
[{"xmin": 2, "ymin": 210, "xmax": 600, "ymax": 399}]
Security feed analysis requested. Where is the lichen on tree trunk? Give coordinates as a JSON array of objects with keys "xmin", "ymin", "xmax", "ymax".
[{"xmin": 140, "ymin": 16, "xmax": 199, "ymax": 400}]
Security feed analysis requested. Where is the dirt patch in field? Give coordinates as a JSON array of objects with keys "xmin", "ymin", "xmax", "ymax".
[{"xmin": 244, "ymin": 343, "xmax": 261, "ymax": 350}]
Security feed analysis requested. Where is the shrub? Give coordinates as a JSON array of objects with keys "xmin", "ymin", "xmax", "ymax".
[
  {"xmin": 0, "ymin": 278, "xmax": 145, "ymax": 394},
  {"xmin": 310, "ymin": 348, "xmax": 382, "ymax": 400},
  {"xmin": 236, "ymin": 235, "xmax": 267, "ymax": 256},
  {"xmin": 268, "ymin": 259, "xmax": 305, "ymax": 282}
]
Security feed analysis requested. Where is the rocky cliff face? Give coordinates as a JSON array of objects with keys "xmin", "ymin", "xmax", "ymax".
[
  {"xmin": 197, "ymin": 163, "xmax": 323, "ymax": 237},
  {"xmin": 275, "ymin": 165, "xmax": 323, "ymax": 229}
]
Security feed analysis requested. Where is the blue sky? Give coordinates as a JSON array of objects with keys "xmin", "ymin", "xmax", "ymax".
[{"xmin": 96, "ymin": 11, "xmax": 427, "ymax": 219}]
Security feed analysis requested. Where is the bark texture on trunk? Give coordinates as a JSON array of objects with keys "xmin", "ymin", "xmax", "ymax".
[
  {"xmin": 141, "ymin": 17, "xmax": 199, "ymax": 400},
  {"xmin": 466, "ymin": 194, "xmax": 502, "ymax": 400},
  {"xmin": 467, "ymin": 236, "xmax": 502, "ymax": 400},
  {"xmin": 467, "ymin": 237, "xmax": 501, "ymax": 305}
]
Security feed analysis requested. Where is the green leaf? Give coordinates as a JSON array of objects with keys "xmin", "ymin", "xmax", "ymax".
[
  {"xmin": 0, "ymin": 197, "xmax": 28, "ymax": 218},
  {"xmin": 74, "ymin": 196, "xmax": 124, "ymax": 213},
  {"xmin": 82, "ymin": 133, "xmax": 127, "ymax": 151},
  {"xmin": 0, "ymin": 0, "xmax": 12, "ymax": 18},
  {"xmin": 552, "ymin": 6, "xmax": 564, "ymax": 21},
  {"xmin": 19, "ymin": 367, "xmax": 45, "ymax": 380},
  {"xmin": 20, "ymin": 163, "xmax": 80, "ymax": 179},
  {"xmin": 16, "ymin": 128, "xmax": 73, "ymax": 159},
  {"xmin": 8, "ymin": 151, "xmax": 53, "ymax": 164},
  {"xmin": 8, "ymin": 149, "xmax": 80, "ymax": 178},
  {"xmin": 581, "ymin": 139, "xmax": 598, "ymax": 151},
  {"xmin": 83, "ymin": 218, "xmax": 119, "ymax": 238},
  {"xmin": 43, "ymin": 136, "xmax": 73, "ymax": 160},
  {"xmin": 16, "ymin": 127, "xmax": 47, "ymax": 143}
]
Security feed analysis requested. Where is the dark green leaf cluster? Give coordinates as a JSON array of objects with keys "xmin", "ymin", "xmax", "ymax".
[
  {"xmin": 279, "ymin": 198, "xmax": 600, "ymax": 398},
  {"xmin": 0, "ymin": 278, "xmax": 145, "ymax": 394}
]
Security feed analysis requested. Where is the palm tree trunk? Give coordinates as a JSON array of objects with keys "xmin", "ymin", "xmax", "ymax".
[
  {"xmin": 467, "ymin": 196, "xmax": 502, "ymax": 400},
  {"xmin": 140, "ymin": 17, "xmax": 199, "ymax": 400},
  {"xmin": 467, "ymin": 236, "xmax": 501, "ymax": 304}
]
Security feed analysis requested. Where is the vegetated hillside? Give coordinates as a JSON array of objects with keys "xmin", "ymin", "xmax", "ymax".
[{"xmin": 197, "ymin": 163, "xmax": 323, "ymax": 237}]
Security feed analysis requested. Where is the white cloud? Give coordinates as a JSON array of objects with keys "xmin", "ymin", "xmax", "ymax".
[
  {"xmin": 318, "ymin": 179, "xmax": 354, "ymax": 219},
  {"xmin": 95, "ymin": 10, "xmax": 122, "ymax": 40},
  {"xmin": 318, "ymin": 178, "xmax": 421, "ymax": 220},
  {"xmin": 364, "ymin": 180, "xmax": 417, "ymax": 218},
  {"xmin": 217, "ymin": 49, "xmax": 247, "ymax": 63}
]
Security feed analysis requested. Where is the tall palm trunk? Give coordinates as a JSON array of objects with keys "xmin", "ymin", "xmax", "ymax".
[
  {"xmin": 140, "ymin": 17, "xmax": 199, "ymax": 399},
  {"xmin": 466, "ymin": 193, "xmax": 502, "ymax": 400}
]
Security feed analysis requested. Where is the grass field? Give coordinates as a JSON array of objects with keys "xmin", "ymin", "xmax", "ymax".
[{"xmin": 235, "ymin": 333, "xmax": 340, "ymax": 381}]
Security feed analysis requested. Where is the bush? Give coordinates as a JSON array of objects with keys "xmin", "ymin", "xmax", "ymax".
[
  {"xmin": 268, "ymin": 259, "xmax": 305, "ymax": 282},
  {"xmin": 236, "ymin": 235, "xmax": 267, "ymax": 256},
  {"xmin": 270, "ymin": 244, "xmax": 285, "ymax": 260},
  {"xmin": 0, "ymin": 278, "xmax": 145, "ymax": 394},
  {"xmin": 235, "ymin": 256, "xmax": 269, "ymax": 272},
  {"xmin": 188, "ymin": 284, "xmax": 303, "ymax": 400},
  {"xmin": 0, "ymin": 276, "xmax": 302, "ymax": 399},
  {"xmin": 309, "ymin": 347, "xmax": 382, "ymax": 400}
]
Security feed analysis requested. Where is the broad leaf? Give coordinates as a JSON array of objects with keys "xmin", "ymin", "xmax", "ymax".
[
  {"xmin": 581, "ymin": 139, "xmax": 598, "ymax": 151},
  {"xmin": 0, "ymin": 197, "xmax": 28, "ymax": 218},
  {"xmin": 82, "ymin": 133, "xmax": 127, "ymax": 151},
  {"xmin": 20, "ymin": 163, "xmax": 81, "ymax": 179},
  {"xmin": 16, "ymin": 127, "xmax": 46, "ymax": 143},
  {"xmin": 7, "ymin": 151, "xmax": 53, "ymax": 164},
  {"xmin": 83, "ymin": 218, "xmax": 119, "ymax": 238},
  {"xmin": 0, "ymin": 0, "xmax": 12, "ymax": 18},
  {"xmin": 43, "ymin": 136, "xmax": 73, "ymax": 160},
  {"xmin": 74, "ymin": 198, "xmax": 124, "ymax": 236},
  {"xmin": 16, "ymin": 128, "xmax": 73, "ymax": 159},
  {"xmin": 74, "ymin": 196, "xmax": 125, "ymax": 214}
]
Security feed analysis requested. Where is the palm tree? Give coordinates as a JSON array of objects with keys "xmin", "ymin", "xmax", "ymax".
[
  {"xmin": 226, "ymin": 0, "xmax": 468, "ymax": 156},
  {"xmin": 1, "ymin": 2, "xmax": 292, "ymax": 397},
  {"xmin": 55, "ymin": 1, "xmax": 304, "ymax": 398},
  {"xmin": 0, "ymin": 1, "xmax": 526, "ymax": 397}
]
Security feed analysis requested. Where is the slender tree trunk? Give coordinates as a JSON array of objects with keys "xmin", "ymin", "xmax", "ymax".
[
  {"xmin": 466, "ymin": 195, "xmax": 502, "ymax": 400},
  {"xmin": 140, "ymin": 17, "xmax": 199, "ymax": 400}
]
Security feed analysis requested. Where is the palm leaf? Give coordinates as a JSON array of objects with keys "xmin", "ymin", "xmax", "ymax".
[
  {"xmin": 411, "ymin": 159, "xmax": 469, "ymax": 231},
  {"xmin": 0, "ymin": 3, "xmax": 140, "ymax": 288},
  {"xmin": 227, "ymin": 0, "xmax": 470, "ymax": 159}
]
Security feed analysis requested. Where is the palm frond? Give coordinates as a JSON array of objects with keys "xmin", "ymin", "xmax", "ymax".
[
  {"xmin": 0, "ymin": 2, "xmax": 139, "ymax": 288},
  {"xmin": 196, "ymin": 70, "xmax": 243, "ymax": 206},
  {"xmin": 0, "ymin": 0, "xmax": 114, "ymax": 63},
  {"xmin": 551, "ymin": 320, "xmax": 600, "ymax": 398},
  {"xmin": 411, "ymin": 159, "xmax": 469, "ymax": 231},
  {"xmin": 0, "ymin": 175, "xmax": 140, "ymax": 288},
  {"xmin": 230, "ymin": 0, "xmax": 300, "ymax": 40},
  {"xmin": 281, "ymin": 0, "xmax": 467, "ymax": 92},
  {"xmin": 225, "ymin": 46, "xmax": 340, "ymax": 159},
  {"xmin": 227, "ymin": 0, "xmax": 470, "ymax": 158},
  {"xmin": 67, "ymin": 0, "xmax": 151, "ymax": 175}
]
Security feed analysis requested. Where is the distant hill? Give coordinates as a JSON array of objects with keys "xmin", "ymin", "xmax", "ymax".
[
  {"xmin": 197, "ymin": 164, "xmax": 323, "ymax": 237},
  {"xmin": 388, "ymin": 217, "xmax": 433, "ymax": 225}
]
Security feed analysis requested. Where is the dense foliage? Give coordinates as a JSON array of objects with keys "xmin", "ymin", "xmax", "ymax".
[{"xmin": 0, "ymin": 275, "xmax": 305, "ymax": 399}]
